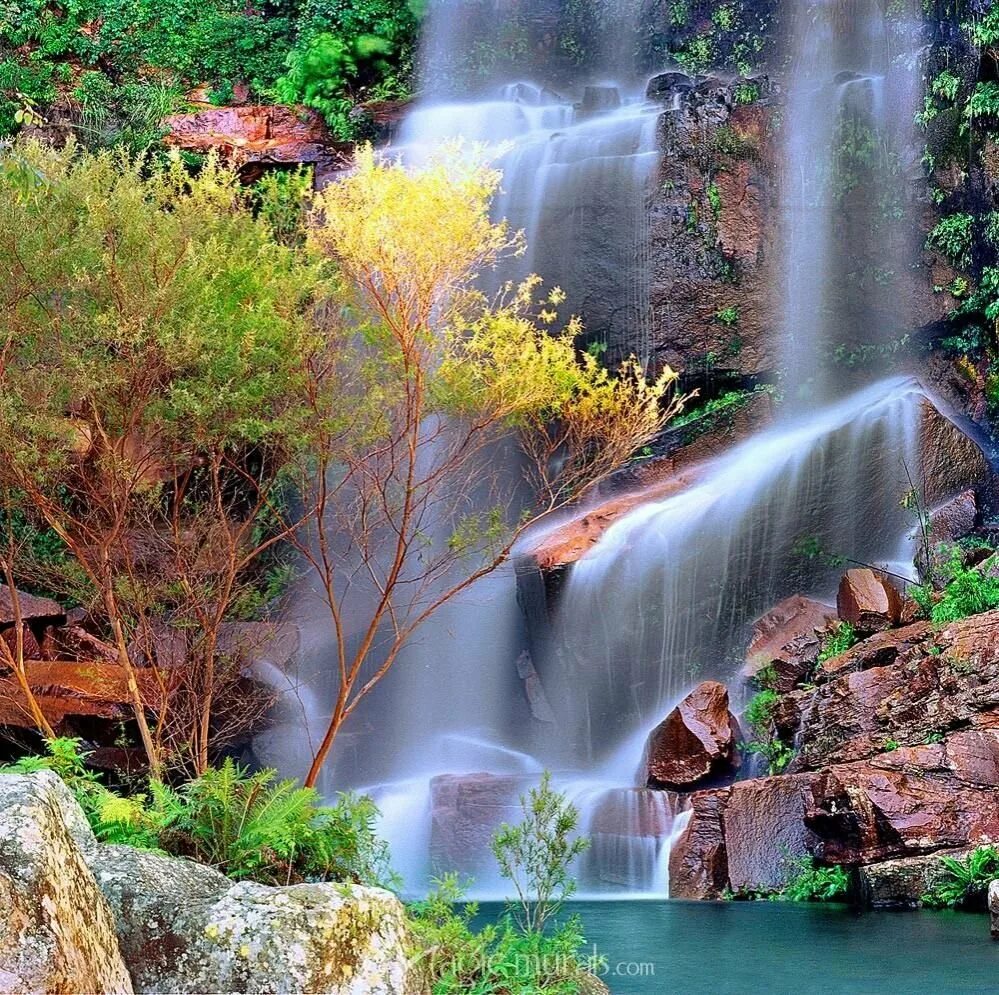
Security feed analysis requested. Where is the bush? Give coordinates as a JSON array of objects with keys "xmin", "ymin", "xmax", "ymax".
[
  {"xmin": 781, "ymin": 857, "xmax": 850, "ymax": 903},
  {"xmin": 922, "ymin": 846, "xmax": 999, "ymax": 910},
  {"xmin": 0, "ymin": 739, "xmax": 393, "ymax": 887},
  {"xmin": 744, "ymin": 688, "xmax": 794, "ymax": 774},
  {"xmin": 409, "ymin": 774, "xmax": 597, "ymax": 994},
  {"xmin": 911, "ymin": 548, "xmax": 999, "ymax": 624},
  {"xmin": 817, "ymin": 621, "xmax": 858, "ymax": 663}
]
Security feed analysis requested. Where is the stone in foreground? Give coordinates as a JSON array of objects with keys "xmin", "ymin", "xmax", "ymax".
[
  {"xmin": 837, "ymin": 568, "xmax": 903, "ymax": 633},
  {"xmin": 0, "ymin": 771, "xmax": 133, "ymax": 994}
]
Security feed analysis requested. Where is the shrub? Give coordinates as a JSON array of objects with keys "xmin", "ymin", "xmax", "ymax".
[
  {"xmin": 744, "ymin": 688, "xmax": 794, "ymax": 774},
  {"xmin": 926, "ymin": 213, "xmax": 974, "ymax": 269},
  {"xmin": 781, "ymin": 857, "xmax": 850, "ymax": 903},
  {"xmin": 0, "ymin": 739, "xmax": 393, "ymax": 887},
  {"xmin": 922, "ymin": 846, "xmax": 999, "ymax": 909},
  {"xmin": 817, "ymin": 621, "xmax": 858, "ymax": 663},
  {"xmin": 911, "ymin": 548, "xmax": 999, "ymax": 624}
]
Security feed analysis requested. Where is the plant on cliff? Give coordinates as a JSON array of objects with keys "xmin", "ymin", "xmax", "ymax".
[
  {"xmin": 780, "ymin": 857, "xmax": 850, "ymax": 903},
  {"xmin": 0, "ymin": 141, "xmax": 328, "ymax": 775},
  {"xmin": 744, "ymin": 688, "xmax": 794, "ymax": 774},
  {"xmin": 910, "ymin": 547, "xmax": 999, "ymax": 624},
  {"xmin": 922, "ymin": 846, "xmax": 999, "ymax": 910},
  {"xmin": 292, "ymin": 145, "xmax": 685, "ymax": 787},
  {"xmin": 817, "ymin": 621, "xmax": 858, "ymax": 663}
]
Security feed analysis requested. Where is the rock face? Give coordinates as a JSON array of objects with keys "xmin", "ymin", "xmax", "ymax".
[
  {"xmin": 836, "ymin": 569, "xmax": 903, "ymax": 634},
  {"xmin": 430, "ymin": 773, "xmax": 524, "ymax": 876},
  {"xmin": 646, "ymin": 682, "xmax": 741, "ymax": 790},
  {"xmin": 669, "ymin": 774, "xmax": 820, "ymax": 899},
  {"xmin": 163, "ymin": 105, "xmax": 351, "ymax": 184},
  {"xmin": 743, "ymin": 595, "xmax": 837, "ymax": 690},
  {"xmin": 0, "ymin": 771, "xmax": 133, "ymax": 994}
]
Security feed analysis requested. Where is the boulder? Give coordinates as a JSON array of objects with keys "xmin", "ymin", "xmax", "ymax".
[
  {"xmin": 668, "ymin": 775, "xmax": 820, "ymax": 899},
  {"xmin": 853, "ymin": 851, "xmax": 969, "ymax": 909},
  {"xmin": 990, "ymin": 880, "xmax": 999, "ymax": 939},
  {"xmin": 836, "ymin": 569, "xmax": 903, "ymax": 633},
  {"xmin": 92, "ymin": 845, "xmax": 412, "ymax": 994},
  {"xmin": 0, "ymin": 585, "xmax": 65, "ymax": 628},
  {"xmin": 0, "ymin": 771, "xmax": 133, "ymax": 993},
  {"xmin": 743, "ymin": 595, "xmax": 837, "ymax": 691},
  {"xmin": 915, "ymin": 489, "xmax": 979, "ymax": 583},
  {"xmin": 645, "ymin": 681, "xmax": 741, "ymax": 790}
]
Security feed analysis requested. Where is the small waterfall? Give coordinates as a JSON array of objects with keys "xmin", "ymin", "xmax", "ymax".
[{"xmin": 550, "ymin": 377, "xmax": 924, "ymax": 757}]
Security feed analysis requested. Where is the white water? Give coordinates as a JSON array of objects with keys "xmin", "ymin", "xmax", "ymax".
[{"xmin": 276, "ymin": 0, "xmax": 936, "ymax": 901}]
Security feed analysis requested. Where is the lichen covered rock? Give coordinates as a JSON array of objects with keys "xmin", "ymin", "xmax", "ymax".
[{"xmin": 0, "ymin": 771, "xmax": 133, "ymax": 994}]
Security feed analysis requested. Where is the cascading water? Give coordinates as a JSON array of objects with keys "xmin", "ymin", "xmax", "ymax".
[{"xmin": 283, "ymin": 0, "xmax": 937, "ymax": 900}]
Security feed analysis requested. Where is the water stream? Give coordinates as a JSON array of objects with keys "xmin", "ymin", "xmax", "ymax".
[{"xmin": 278, "ymin": 0, "xmax": 935, "ymax": 899}]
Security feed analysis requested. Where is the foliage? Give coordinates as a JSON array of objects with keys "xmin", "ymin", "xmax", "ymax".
[
  {"xmin": 0, "ymin": 0, "xmax": 422, "ymax": 146},
  {"xmin": 926, "ymin": 213, "xmax": 974, "ymax": 269},
  {"xmin": 491, "ymin": 772, "xmax": 590, "ymax": 935},
  {"xmin": 0, "ymin": 739, "xmax": 393, "ymax": 887},
  {"xmin": 781, "ymin": 857, "xmax": 850, "ymax": 903},
  {"xmin": 817, "ymin": 621, "xmax": 858, "ymax": 663},
  {"xmin": 910, "ymin": 548, "xmax": 999, "ymax": 624},
  {"xmin": 0, "ymin": 141, "xmax": 327, "ymax": 773},
  {"xmin": 407, "ymin": 875, "xmax": 592, "ymax": 995},
  {"xmin": 744, "ymin": 688, "xmax": 793, "ymax": 774},
  {"xmin": 922, "ymin": 846, "xmax": 999, "ymax": 909},
  {"xmin": 716, "ymin": 305, "xmax": 739, "ymax": 326}
]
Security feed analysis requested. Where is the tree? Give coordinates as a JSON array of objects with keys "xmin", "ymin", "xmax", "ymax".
[
  {"xmin": 296, "ymin": 146, "xmax": 684, "ymax": 785},
  {"xmin": 0, "ymin": 141, "xmax": 326, "ymax": 775},
  {"xmin": 491, "ymin": 771, "xmax": 589, "ymax": 934}
]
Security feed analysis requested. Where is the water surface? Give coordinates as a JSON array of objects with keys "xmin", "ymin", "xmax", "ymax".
[{"xmin": 481, "ymin": 900, "xmax": 999, "ymax": 994}]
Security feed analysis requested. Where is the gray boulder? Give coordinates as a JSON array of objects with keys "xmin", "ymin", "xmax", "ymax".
[
  {"xmin": 0, "ymin": 771, "xmax": 133, "ymax": 993},
  {"xmin": 991, "ymin": 879, "xmax": 999, "ymax": 940}
]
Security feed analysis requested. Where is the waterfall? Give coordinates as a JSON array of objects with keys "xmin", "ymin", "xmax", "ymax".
[{"xmin": 278, "ymin": 1, "xmax": 936, "ymax": 900}]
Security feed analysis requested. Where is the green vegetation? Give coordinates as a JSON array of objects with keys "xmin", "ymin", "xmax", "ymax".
[
  {"xmin": 0, "ymin": 0, "xmax": 422, "ymax": 144},
  {"xmin": 716, "ymin": 305, "xmax": 739, "ymax": 326},
  {"xmin": 817, "ymin": 621, "xmax": 858, "ymax": 663},
  {"xmin": 781, "ymin": 858, "xmax": 850, "ymax": 903},
  {"xmin": 922, "ymin": 846, "xmax": 999, "ymax": 909},
  {"xmin": 744, "ymin": 687, "xmax": 794, "ymax": 774},
  {"xmin": 911, "ymin": 547, "xmax": 999, "ymax": 624},
  {"xmin": 1, "ymin": 739, "xmax": 393, "ymax": 886},
  {"xmin": 926, "ymin": 213, "xmax": 975, "ymax": 269},
  {"xmin": 408, "ymin": 774, "xmax": 598, "ymax": 994}
]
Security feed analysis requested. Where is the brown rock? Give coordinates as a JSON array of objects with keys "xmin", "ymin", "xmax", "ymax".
[
  {"xmin": 915, "ymin": 489, "xmax": 979, "ymax": 583},
  {"xmin": 919, "ymin": 399, "xmax": 997, "ymax": 507},
  {"xmin": 837, "ymin": 569, "xmax": 902, "ymax": 633},
  {"xmin": 743, "ymin": 595, "xmax": 837, "ymax": 691},
  {"xmin": 817, "ymin": 620, "xmax": 932, "ymax": 680},
  {"xmin": 668, "ymin": 774, "xmax": 821, "ymax": 898},
  {"xmin": 854, "ymin": 850, "xmax": 971, "ymax": 909},
  {"xmin": 646, "ymin": 681, "xmax": 741, "ymax": 790},
  {"xmin": 668, "ymin": 789, "xmax": 729, "ymax": 900},
  {"xmin": 162, "ymin": 105, "xmax": 351, "ymax": 184},
  {"xmin": 0, "ymin": 585, "xmax": 65, "ymax": 628}
]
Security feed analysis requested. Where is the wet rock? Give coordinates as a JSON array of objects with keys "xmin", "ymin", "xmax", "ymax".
[
  {"xmin": 836, "ymin": 569, "xmax": 903, "ymax": 634},
  {"xmin": 578, "ymin": 85, "xmax": 621, "ymax": 116},
  {"xmin": 743, "ymin": 595, "xmax": 837, "ymax": 691},
  {"xmin": 669, "ymin": 774, "xmax": 821, "ymax": 898},
  {"xmin": 646, "ymin": 681, "xmax": 741, "ymax": 790},
  {"xmin": 853, "ymin": 851, "xmax": 969, "ymax": 909},
  {"xmin": 430, "ymin": 773, "xmax": 524, "ymax": 876},
  {"xmin": 0, "ymin": 771, "xmax": 133, "ymax": 993},
  {"xmin": 668, "ymin": 789, "xmax": 729, "ymax": 900},
  {"xmin": 797, "ymin": 611, "xmax": 999, "ymax": 769},
  {"xmin": 919, "ymin": 399, "xmax": 997, "ymax": 506},
  {"xmin": 990, "ymin": 880, "xmax": 999, "ymax": 939},
  {"xmin": 646, "ymin": 72, "xmax": 696, "ymax": 100}
]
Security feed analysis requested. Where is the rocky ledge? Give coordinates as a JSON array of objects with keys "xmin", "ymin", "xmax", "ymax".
[
  {"xmin": 0, "ymin": 771, "xmax": 415, "ymax": 994},
  {"xmin": 668, "ymin": 547, "xmax": 999, "ymax": 906}
]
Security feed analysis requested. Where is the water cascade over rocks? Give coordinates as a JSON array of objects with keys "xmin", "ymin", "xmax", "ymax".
[{"xmin": 288, "ymin": 0, "xmax": 972, "ymax": 899}]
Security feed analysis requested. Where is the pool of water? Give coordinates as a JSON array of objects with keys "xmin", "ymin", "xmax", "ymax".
[{"xmin": 479, "ymin": 900, "xmax": 999, "ymax": 994}]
